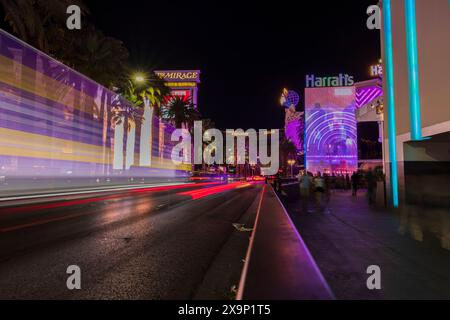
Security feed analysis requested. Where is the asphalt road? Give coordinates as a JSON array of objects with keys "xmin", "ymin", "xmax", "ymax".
[{"xmin": 0, "ymin": 181, "xmax": 262, "ymax": 299}]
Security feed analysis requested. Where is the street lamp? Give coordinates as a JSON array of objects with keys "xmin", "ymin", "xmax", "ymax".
[
  {"xmin": 135, "ymin": 75, "xmax": 145, "ymax": 83},
  {"xmin": 132, "ymin": 72, "xmax": 147, "ymax": 85},
  {"xmin": 287, "ymin": 159, "xmax": 296, "ymax": 177}
]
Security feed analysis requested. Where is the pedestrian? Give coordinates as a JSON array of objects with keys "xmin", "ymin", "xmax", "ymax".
[
  {"xmin": 331, "ymin": 174, "xmax": 336, "ymax": 190},
  {"xmin": 314, "ymin": 172, "xmax": 325, "ymax": 193},
  {"xmin": 351, "ymin": 171, "xmax": 359, "ymax": 196},
  {"xmin": 274, "ymin": 171, "xmax": 282, "ymax": 192},
  {"xmin": 299, "ymin": 171, "xmax": 311, "ymax": 198},
  {"xmin": 345, "ymin": 173, "xmax": 351, "ymax": 190},
  {"xmin": 366, "ymin": 169, "xmax": 376, "ymax": 204},
  {"xmin": 313, "ymin": 172, "xmax": 327, "ymax": 211},
  {"xmin": 324, "ymin": 173, "xmax": 331, "ymax": 199}
]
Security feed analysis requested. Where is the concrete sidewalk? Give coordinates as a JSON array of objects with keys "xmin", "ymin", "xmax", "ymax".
[
  {"xmin": 238, "ymin": 185, "xmax": 333, "ymax": 300},
  {"xmin": 280, "ymin": 190, "xmax": 450, "ymax": 299}
]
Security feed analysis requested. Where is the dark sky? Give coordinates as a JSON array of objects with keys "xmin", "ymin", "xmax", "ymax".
[{"xmin": 86, "ymin": 0, "xmax": 380, "ymax": 130}]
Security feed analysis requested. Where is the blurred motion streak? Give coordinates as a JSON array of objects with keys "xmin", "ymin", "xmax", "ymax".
[
  {"xmin": 0, "ymin": 29, "xmax": 191, "ymax": 195},
  {"xmin": 0, "ymin": 182, "xmax": 221, "ymax": 214},
  {"xmin": 178, "ymin": 182, "xmax": 254, "ymax": 200}
]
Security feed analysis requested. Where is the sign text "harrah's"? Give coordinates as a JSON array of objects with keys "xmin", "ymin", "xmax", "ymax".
[{"xmin": 306, "ymin": 74, "xmax": 354, "ymax": 88}]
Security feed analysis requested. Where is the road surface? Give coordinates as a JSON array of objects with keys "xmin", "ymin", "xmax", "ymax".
[{"xmin": 0, "ymin": 181, "xmax": 262, "ymax": 299}]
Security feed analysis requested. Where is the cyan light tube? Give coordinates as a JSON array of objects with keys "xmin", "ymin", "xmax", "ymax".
[{"xmin": 383, "ymin": 0, "xmax": 399, "ymax": 207}]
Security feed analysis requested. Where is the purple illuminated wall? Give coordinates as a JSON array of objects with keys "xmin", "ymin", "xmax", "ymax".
[
  {"xmin": 356, "ymin": 85, "xmax": 382, "ymax": 108},
  {"xmin": 305, "ymin": 87, "xmax": 357, "ymax": 174},
  {"xmin": 0, "ymin": 29, "xmax": 190, "ymax": 192}
]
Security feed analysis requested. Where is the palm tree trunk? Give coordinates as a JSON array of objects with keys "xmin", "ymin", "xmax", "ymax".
[
  {"xmin": 113, "ymin": 116, "xmax": 124, "ymax": 170},
  {"xmin": 100, "ymin": 89, "xmax": 108, "ymax": 176},
  {"xmin": 125, "ymin": 119, "xmax": 136, "ymax": 170},
  {"xmin": 159, "ymin": 118, "xmax": 165, "ymax": 165},
  {"xmin": 139, "ymin": 99, "xmax": 153, "ymax": 167}
]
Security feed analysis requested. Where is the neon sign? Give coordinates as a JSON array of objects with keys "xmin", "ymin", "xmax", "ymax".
[
  {"xmin": 155, "ymin": 70, "xmax": 200, "ymax": 83},
  {"xmin": 155, "ymin": 70, "xmax": 201, "ymax": 108},
  {"xmin": 370, "ymin": 64, "xmax": 383, "ymax": 77},
  {"xmin": 306, "ymin": 74, "xmax": 354, "ymax": 88}
]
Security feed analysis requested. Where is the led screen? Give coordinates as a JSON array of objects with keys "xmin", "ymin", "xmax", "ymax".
[{"xmin": 305, "ymin": 87, "xmax": 357, "ymax": 175}]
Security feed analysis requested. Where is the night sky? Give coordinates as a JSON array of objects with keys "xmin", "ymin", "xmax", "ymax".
[{"xmin": 85, "ymin": 1, "xmax": 380, "ymax": 130}]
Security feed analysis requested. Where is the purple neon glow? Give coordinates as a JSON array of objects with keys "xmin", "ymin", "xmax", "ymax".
[
  {"xmin": 285, "ymin": 120, "xmax": 304, "ymax": 152},
  {"xmin": 305, "ymin": 87, "xmax": 357, "ymax": 174},
  {"xmin": 356, "ymin": 85, "xmax": 382, "ymax": 108},
  {"xmin": 0, "ymin": 29, "xmax": 189, "ymax": 185},
  {"xmin": 281, "ymin": 89, "xmax": 304, "ymax": 152},
  {"xmin": 281, "ymin": 90, "xmax": 300, "ymax": 109}
]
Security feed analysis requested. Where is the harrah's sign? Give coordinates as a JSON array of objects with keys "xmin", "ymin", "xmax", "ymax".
[{"xmin": 306, "ymin": 74, "xmax": 354, "ymax": 88}]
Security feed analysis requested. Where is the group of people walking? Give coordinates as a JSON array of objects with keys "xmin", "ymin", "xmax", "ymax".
[
  {"xmin": 269, "ymin": 167, "xmax": 383, "ymax": 207},
  {"xmin": 297, "ymin": 170, "xmax": 379, "ymax": 204},
  {"xmin": 298, "ymin": 172, "xmax": 355, "ymax": 196}
]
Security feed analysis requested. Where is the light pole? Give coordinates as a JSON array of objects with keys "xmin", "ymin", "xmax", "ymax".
[
  {"xmin": 131, "ymin": 72, "xmax": 153, "ymax": 167},
  {"xmin": 287, "ymin": 159, "xmax": 296, "ymax": 177}
]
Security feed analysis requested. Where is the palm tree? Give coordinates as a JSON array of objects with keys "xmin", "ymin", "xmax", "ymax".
[
  {"xmin": 138, "ymin": 72, "xmax": 171, "ymax": 115},
  {"xmin": 110, "ymin": 81, "xmax": 144, "ymax": 170},
  {"xmin": 112, "ymin": 81, "xmax": 143, "ymax": 130},
  {"xmin": 0, "ymin": 1, "xmax": 130, "ymax": 89},
  {"xmin": 201, "ymin": 118, "xmax": 216, "ymax": 132},
  {"xmin": 0, "ymin": 0, "xmax": 89, "ymax": 53},
  {"xmin": 158, "ymin": 96, "xmax": 200, "ymax": 170},
  {"xmin": 198, "ymin": 118, "xmax": 215, "ymax": 173},
  {"xmin": 161, "ymin": 96, "xmax": 201, "ymax": 130},
  {"xmin": 63, "ymin": 27, "xmax": 129, "ymax": 89},
  {"xmin": 280, "ymin": 137, "xmax": 298, "ymax": 176},
  {"xmin": 135, "ymin": 72, "xmax": 171, "ymax": 167}
]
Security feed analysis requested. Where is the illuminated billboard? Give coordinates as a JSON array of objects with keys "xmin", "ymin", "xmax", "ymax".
[
  {"xmin": 305, "ymin": 87, "xmax": 357, "ymax": 174},
  {"xmin": 155, "ymin": 70, "xmax": 200, "ymax": 107},
  {"xmin": 0, "ymin": 30, "xmax": 190, "ymax": 193}
]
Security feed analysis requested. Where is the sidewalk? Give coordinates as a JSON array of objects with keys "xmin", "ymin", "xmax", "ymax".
[{"xmin": 280, "ymin": 190, "xmax": 450, "ymax": 299}]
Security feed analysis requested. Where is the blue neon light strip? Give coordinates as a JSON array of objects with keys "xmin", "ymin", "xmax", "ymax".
[
  {"xmin": 405, "ymin": 0, "xmax": 422, "ymax": 141},
  {"xmin": 383, "ymin": 0, "xmax": 399, "ymax": 208}
]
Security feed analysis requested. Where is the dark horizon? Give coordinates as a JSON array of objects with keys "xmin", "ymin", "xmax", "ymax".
[
  {"xmin": 84, "ymin": 0, "xmax": 381, "ymax": 130},
  {"xmin": 0, "ymin": 1, "xmax": 381, "ymax": 130}
]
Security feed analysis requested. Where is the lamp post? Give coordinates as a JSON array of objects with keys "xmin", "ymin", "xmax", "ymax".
[
  {"xmin": 132, "ymin": 71, "xmax": 152, "ymax": 167},
  {"xmin": 287, "ymin": 159, "xmax": 296, "ymax": 177}
]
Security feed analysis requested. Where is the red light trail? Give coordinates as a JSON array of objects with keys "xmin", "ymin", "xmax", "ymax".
[
  {"xmin": 0, "ymin": 182, "xmax": 222, "ymax": 215},
  {"xmin": 178, "ymin": 182, "xmax": 253, "ymax": 200}
]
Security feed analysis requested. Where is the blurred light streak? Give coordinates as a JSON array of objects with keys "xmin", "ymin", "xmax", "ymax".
[
  {"xmin": 0, "ymin": 182, "xmax": 221, "ymax": 214},
  {"xmin": 178, "ymin": 182, "xmax": 252, "ymax": 200}
]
